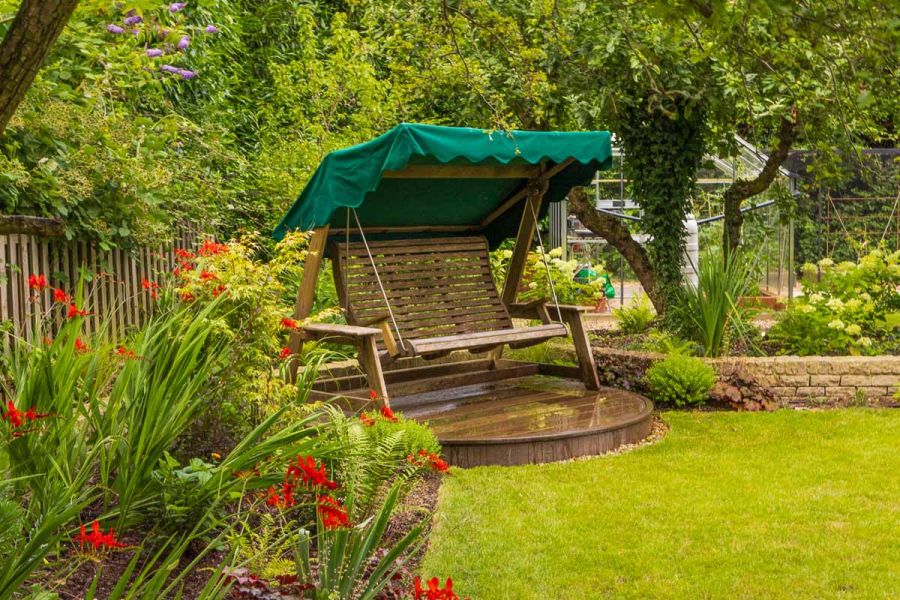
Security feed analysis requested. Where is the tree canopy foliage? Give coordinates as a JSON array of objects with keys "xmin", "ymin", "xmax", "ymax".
[{"xmin": 0, "ymin": 0, "xmax": 896, "ymax": 271}]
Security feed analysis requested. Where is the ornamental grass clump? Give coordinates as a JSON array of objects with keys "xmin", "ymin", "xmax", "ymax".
[
  {"xmin": 645, "ymin": 354, "xmax": 716, "ymax": 407},
  {"xmin": 668, "ymin": 248, "xmax": 756, "ymax": 357}
]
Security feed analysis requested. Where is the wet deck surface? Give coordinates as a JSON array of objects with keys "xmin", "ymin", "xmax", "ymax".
[{"xmin": 393, "ymin": 375, "xmax": 652, "ymax": 445}]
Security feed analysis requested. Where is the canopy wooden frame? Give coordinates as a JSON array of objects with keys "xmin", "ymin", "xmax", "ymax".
[{"xmin": 287, "ymin": 160, "xmax": 599, "ymax": 408}]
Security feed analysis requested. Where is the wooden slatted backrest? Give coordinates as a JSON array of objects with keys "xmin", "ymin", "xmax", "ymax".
[{"xmin": 331, "ymin": 236, "xmax": 513, "ymax": 340}]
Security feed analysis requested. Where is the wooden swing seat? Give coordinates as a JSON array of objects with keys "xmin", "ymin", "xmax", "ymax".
[{"xmin": 327, "ymin": 236, "xmax": 567, "ymax": 358}]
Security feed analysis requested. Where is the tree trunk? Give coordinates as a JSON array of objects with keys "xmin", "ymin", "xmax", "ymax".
[
  {"xmin": 0, "ymin": 0, "xmax": 80, "ymax": 135},
  {"xmin": 722, "ymin": 115, "xmax": 799, "ymax": 256},
  {"xmin": 568, "ymin": 188, "xmax": 666, "ymax": 313},
  {"xmin": 0, "ymin": 215, "xmax": 65, "ymax": 236}
]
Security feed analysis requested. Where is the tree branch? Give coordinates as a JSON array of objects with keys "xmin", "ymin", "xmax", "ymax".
[
  {"xmin": 568, "ymin": 188, "xmax": 665, "ymax": 313},
  {"xmin": 723, "ymin": 113, "xmax": 800, "ymax": 255},
  {"xmin": 0, "ymin": 215, "xmax": 66, "ymax": 236}
]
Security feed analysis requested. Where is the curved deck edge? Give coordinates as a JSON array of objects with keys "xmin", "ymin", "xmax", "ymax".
[{"xmin": 440, "ymin": 392, "xmax": 654, "ymax": 468}]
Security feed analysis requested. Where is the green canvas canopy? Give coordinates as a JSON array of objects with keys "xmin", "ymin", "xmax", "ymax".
[{"xmin": 273, "ymin": 123, "xmax": 613, "ymax": 246}]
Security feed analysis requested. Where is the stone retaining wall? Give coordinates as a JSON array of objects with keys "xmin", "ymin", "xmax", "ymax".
[{"xmin": 593, "ymin": 347, "xmax": 900, "ymax": 408}]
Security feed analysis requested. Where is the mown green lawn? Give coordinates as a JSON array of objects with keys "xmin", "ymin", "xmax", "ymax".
[{"xmin": 422, "ymin": 410, "xmax": 900, "ymax": 599}]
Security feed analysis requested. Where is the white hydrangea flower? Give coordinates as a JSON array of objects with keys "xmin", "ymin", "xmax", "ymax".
[
  {"xmin": 845, "ymin": 323, "xmax": 862, "ymax": 336},
  {"xmin": 845, "ymin": 298, "xmax": 861, "ymax": 311},
  {"xmin": 827, "ymin": 319, "xmax": 845, "ymax": 330},
  {"xmin": 798, "ymin": 304, "xmax": 816, "ymax": 314},
  {"xmin": 859, "ymin": 292, "xmax": 872, "ymax": 301},
  {"xmin": 528, "ymin": 281, "xmax": 538, "ymax": 289},
  {"xmin": 826, "ymin": 298, "xmax": 844, "ymax": 311},
  {"xmin": 548, "ymin": 247, "xmax": 563, "ymax": 258},
  {"xmin": 807, "ymin": 292, "xmax": 825, "ymax": 304},
  {"xmin": 856, "ymin": 336, "xmax": 873, "ymax": 347},
  {"xmin": 818, "ymin": 257, "xmax": 834, "ymax": 268}
]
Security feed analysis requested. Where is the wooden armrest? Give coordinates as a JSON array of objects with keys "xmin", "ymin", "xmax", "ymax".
[
  {"xmin": 548, "ymin": 303, "xmax": 589, "ymax": 314},
  {"xmin": 355, "ymin": 312, "xmax": 390, "ymax": 327},
  {"xmin": 302, "ymin": 323, "xmax": 381, "ymax": 345}
]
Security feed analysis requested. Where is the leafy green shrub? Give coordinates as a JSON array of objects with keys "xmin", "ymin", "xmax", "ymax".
[
  {"xmin": 491, "ymin": 244, "xmax": 607, "ymax": 305},
  {"xmin": 639, "ymin": 330, "xmax": 698, "ymax": 356},
  {"xmin": 645, "ymin": 354, "xmax": 716, "ymax": 407},
  {"xmin": 768, "ymin": 249, "xmax": 900, "ymax": 355},
  {"xmin": 614, "ymin": 294, "xmax": 656, "ymax": 333},
  {"xmin": 175, "ymin": 232, "xmax": 342, "ymax": 425},
  {"xmin": 668, "ymin": 248, "xmax": 756, "ymax": 357}
]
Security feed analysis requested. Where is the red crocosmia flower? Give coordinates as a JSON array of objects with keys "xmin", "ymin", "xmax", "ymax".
[
  {"xmin": 413, "ymin": 576, "xmax": 459, "ymax": 600},
  {"xmin": 24, "ymin": 406, "xmax": 48, "ymax": 420},
  {"xmin": 115, "ymin": 346, "xmax": 139, "ymax": 359},
  {"xmin": 281, "ymin": 317, "xmax": 299, "ymax": 330},
  {"xmin": 369, "ymin": 389, "xmax": 378, "ymax": 401},
  {"xmin": 74, "ymin": 338, "xmax": 89, "ymax": 353},
  {"xmin": 317, "ymin": 495, "xmax": 350, "ymax": 530},
  {"xmin": 198, "ymin": 240, "xmax": 228, "ymax": 256},
  {"xmin": 141, "ymin": 278, "xmax": 160, "ymax": 300},
  {"xmin": 28, "ymin": 274, "xmax": 48, "ymax": 290},
  {"xmin": 180, "ymin": 291, "xmax": 196, "ymax": 302},
  {"xmin": 359, "ymin": 413, "xmax": 375, "ymax": 427},
  {"xmin": 407, "ymin": 449, "xmax": 450, "ymax": 474},
  {"xmin": 175, "ymin": 248, "xmax": 195, "ymax": 260},
  {"xmin": 212, "ymin": 284, "xmax": 227, "ymax": 298},
  {"xmin": 52, "ymin": 288, "xmax": 69, "ymax": 303},
  {"xmin": 279, "ymin": 347, "xmax": 292, "ymax": 360},
  {"xmin": 199, "ymin": 270, "xmax": 218, "ymax": 282},
  {"xmin": 286, "ymin": 455, "xmax": 338, "ymax": 490},
  {"xmin": 67, "ymin": 304, "xmax": 89, "ymax": 319},
  {"xmin": 380, "ymin": 406, "xmax": 398, "ymax": 422},
  {"xmin": 266, "ymin": 485, "xmax": 280, "ymax": 507},
  {"xmin": 2, "ymin": 401, "xmax": 24, "ymax": 428},
  {"xmin": 266, "ymin": 482, "xmax": 296, "ymax": 509},
  {"xmin": 73, "ymin": 520, "xmax": 126, "ymax": 553}
]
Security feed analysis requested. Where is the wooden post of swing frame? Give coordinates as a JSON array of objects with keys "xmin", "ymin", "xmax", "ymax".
[
  {"xmin": 287, "ymin": 226, "xmax": 329, "ymax": 382},
  {"xmin": 501, "ymin": 178, "xmax": 548, "ymax": 305}
]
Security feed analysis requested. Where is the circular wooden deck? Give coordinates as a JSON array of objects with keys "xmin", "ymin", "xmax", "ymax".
[{"xmin": 395, "ymin": 376, "xmax": 654, "ymax": 468}]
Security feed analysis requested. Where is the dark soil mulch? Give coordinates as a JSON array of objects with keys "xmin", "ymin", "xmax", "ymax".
[
  {"xmin": 56, "ymin": 535, "xmax": 227, "ymax": 599},
  {"xmin": 55, "ymin": 473, "xmax": 445, "ymax": 599}
]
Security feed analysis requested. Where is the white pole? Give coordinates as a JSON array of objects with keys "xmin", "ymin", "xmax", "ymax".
[{"xmin": 683, "ymin": 213, "xmax": 699, "ymax": 287}]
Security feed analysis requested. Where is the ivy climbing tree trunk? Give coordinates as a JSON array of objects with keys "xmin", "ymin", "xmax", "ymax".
[
  {"xmin": 722, "ymin": 114, "xmax": 800, "ymax": 257},
  {"xmin": 0, "ymin": 0, "xmax": 80, "ymax": 136},
  {"xmin": 615, "ymin": 96, "xmax": 709, "ymax": 306}
]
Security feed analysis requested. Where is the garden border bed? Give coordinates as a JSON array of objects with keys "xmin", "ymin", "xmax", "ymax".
[{"xmin": 592, "ymin": 346, "xmax": 899, "ymax": 409}]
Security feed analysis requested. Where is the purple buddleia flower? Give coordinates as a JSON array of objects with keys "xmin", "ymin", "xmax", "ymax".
[
  {"xmin": 169, "ymin": 2, "xmax": 186, "ymax": 12},
  {"xmin": 178, "ymin": 69, "xmax": 197, "ymax": 80},
  {"xmin": 159, "ymin": 28, "xmax": 170, "ymax": 38},
  {"xmin": 123, "ymin": 15, "xmax": 142, "ymax": 25},
  {"xmin": 107, "ymin": 24, "xmax": 125, "ymax": 34},
  {"xmin": 177, "ymin": 35, "xmax": 190, "ymax": 50},
  {"xmin": 146, "ymin": 48, "xmax": 164, "ymax": 57},
  {"xmin": 130, "ymin": 29, "xmax": 140, "ymax": 35},
  {"xmin": 204, "ymin": 25, "xmax": 219, "ymax": 34},
  {"xmin": 160, "ymin": 64, "xmax": 180, "ymax": 74}
]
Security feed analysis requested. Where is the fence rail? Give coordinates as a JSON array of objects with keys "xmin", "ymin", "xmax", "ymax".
[{"xmin": 0, "ymin": 230, "xmax": 203, "ymax": 345}]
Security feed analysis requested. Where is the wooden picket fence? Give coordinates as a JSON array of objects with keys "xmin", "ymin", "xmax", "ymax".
[{"xmin": 0, "ymin": 229, "xmax": 205, "ymax": 345}]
